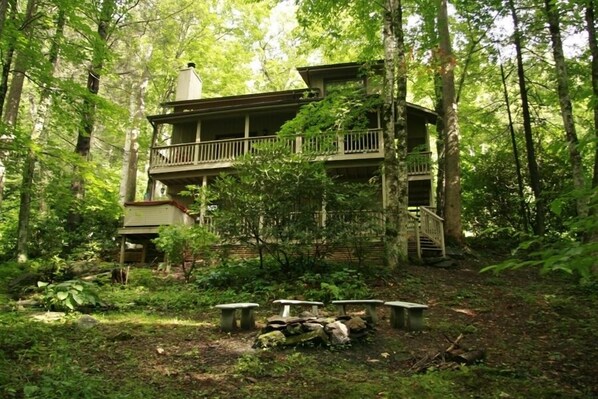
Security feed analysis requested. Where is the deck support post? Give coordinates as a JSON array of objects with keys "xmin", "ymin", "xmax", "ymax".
[{"xmin": 119, "ymin": 236, "xmax": 126, "ymax": 265}]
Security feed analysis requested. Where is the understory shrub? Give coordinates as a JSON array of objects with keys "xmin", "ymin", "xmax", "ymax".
[
  {"xmin": 195, "ymin": 257, "xmax": 370, "ymax": 302},
  {"xmin": 297, "ymin": 268, "xmax": 370, "ymax": 302},
  {"xmin": 37, "ymin": 280, "xmax": 101, "ymax": 312}
]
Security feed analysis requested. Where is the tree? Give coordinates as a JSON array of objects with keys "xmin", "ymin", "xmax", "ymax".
[
  {"xmin": 437, "ymin": 0, "xmax": 463, "ymax": 245},
  {"xmin": 68, "ymin": 0, "xmax": 117, "ymax": 229},
  {"xmin": 508, "ymin": 0, "xmax": 545, "ymax": 236},
  {"xmin": 544, "ymin": 0, "xmax": 588, "ymax": 219},
  {"xmin": 380, "ymin": 0, "xmax": 410, "ymax": 266},
  {"xmin": 15, "ymin": 8, "xmax": 65, "ymax": 263}
]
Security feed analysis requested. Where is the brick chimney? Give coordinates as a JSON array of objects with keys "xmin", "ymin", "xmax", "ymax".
[{"xmin": 175, "ymin": 62, "xmax": 202, "ymax": 101}]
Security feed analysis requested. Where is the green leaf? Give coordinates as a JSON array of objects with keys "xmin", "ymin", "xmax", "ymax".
[
  {"xmin": 65, "ymin": 298, "xmax": 75, "ymax": 310},
  {"xmin": 23, "ymin": 385, "xmax": 39, "ymax": 396},
  {"xmin": 72, "ymin": 293, "xmax": 83, "ymax": 305},
  {"xmin": 37, "ymin": 281, "xmax": 49, "ymax": 287},
  {"xmin": 56, "ymin": 291, "xmax": 69, "ymax": 300}
]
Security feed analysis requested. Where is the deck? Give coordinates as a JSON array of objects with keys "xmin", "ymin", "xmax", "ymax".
[{"xmin": 149, "ymin": 129, "xmax": 432, "ymax": 178}]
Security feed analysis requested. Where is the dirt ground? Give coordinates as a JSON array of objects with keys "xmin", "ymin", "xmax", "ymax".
[{"xmin": 62, "ymin": 259, "xmax": 598, "ymax": 398}]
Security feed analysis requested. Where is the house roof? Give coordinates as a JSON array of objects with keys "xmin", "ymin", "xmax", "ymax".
[
  {"xmin": 296, "ymin": 60, "xmax": 385, "ymax": 87},
  {"xmin": 148, "ymin": 89, "xmax": 319, "ymax": 124},
  {"xmin": 149, "ymin": 61, "xmax": 437, "ymax": 124}
]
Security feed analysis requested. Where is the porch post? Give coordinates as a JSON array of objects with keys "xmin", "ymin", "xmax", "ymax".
[
  {"xmin": 200, "ymin": 175, "xmax": 208, "ymax": 225},
  {"xmin": 194, "ymin": 121, "xmax": 201, "ymax": 165},
  {"xmin": 244, "ymin": 114, "xmax": 250, "ymax": 154},
  {"xmin": 148, "ymin": 123, "xmax": 159, "ymax": 200},
  {"xmin": 119, "ymin": 236, "xmax": 126, "ymax": 265},
  {"xmin": 141, "ymin": 240, "xmax": 148, "ymax": 264}
]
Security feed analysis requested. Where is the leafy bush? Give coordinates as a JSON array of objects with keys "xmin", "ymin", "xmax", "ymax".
[
  {"xmin": 297, "ymin": 268, "xmax": 371, "ymax": 302},
  {"xmin": 37, "ymin": 280, "xmax": 101, "ymax": 312},
  {"xmin": 153, "ymin": 225, "xmax": 218, "ymax": 282}
]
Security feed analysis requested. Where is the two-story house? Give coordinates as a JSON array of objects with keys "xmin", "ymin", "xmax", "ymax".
[{"xmin": 117, "ymin": 61, "xmax": 445, "ymax": 264}]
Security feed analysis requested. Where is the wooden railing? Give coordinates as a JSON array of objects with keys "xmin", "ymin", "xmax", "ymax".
[
  {"xmin": 150, "ymin": 130, "xmax": 431, "ymax": 174},
  {"xmin": 419, "ymin": 206, "xmax": 445, "ymax": 257},
  {"xmin": 198, "ymin": 207, "xmax": 443, "ymax": 257}
]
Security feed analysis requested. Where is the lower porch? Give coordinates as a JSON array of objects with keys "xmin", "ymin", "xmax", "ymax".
[{"xmin": 118, "ymin": 201, "xmax": 445, "ymax": 264}]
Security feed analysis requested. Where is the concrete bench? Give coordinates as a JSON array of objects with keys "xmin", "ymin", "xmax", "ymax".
[
  {"xmin": 214, "ymin": 303, "xmax": 259, "ymax": 332},
  {"xmin": 273, "ymin": 299, "xmax": 324, "ymax": 317},
  {"xmin": 332, "ymin": 300, "xmax": 384, "ymax": 324},
  {"xmin": 384, "ymin": 301, "xmax": 428, "ymax": 331}
]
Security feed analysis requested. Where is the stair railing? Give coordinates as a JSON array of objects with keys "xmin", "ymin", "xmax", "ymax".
[
  {"xmin": 408, "ymin": 212, "xmax": 422, "ymax": 260},
  {"xmin": 420, "ymin": 206, "xmax": 446, "ymax": 257}
]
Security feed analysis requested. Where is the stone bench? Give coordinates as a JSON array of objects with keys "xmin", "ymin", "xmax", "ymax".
[
  {"xmin": 384, "ymin": 301, "xmax": 428, "ymax": 331},
  {"xmin": 273, "ymin": 299, "xmax": 324, "ymax": 317},
  {"xmin": 214, "ymin": 303, "xmax": 259, "ymax": 332},
  {"xmin": 331, "ymin": 300, "xmax": 384, "ymax": 324}
]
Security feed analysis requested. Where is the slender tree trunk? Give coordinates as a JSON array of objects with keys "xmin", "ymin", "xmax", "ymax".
[
  {"xmin": 0, "ymin": 0, "xmax": 16, "ymax": 115},
  {"xmin": 68, "ymin": 0, "xmax": 116, "ymax": 230},
  {"xmin": 3, "ymin": 0, "xmax": 37, "ymax": 127},
  {"xmin": 394, "ymin": 0, "xmax": 409, "ymax": 261},
  {"xmin": 438, "ymin": 0, "xmax": 463, "ymax": 245},
  {"xmin": 15, "ymin": 10, "xmax": 65, "ymax": 263},
  {"xmin": 585, "ymin": 0, "xmax": 598, "ymax": 254},
  {"xmin": 586, "ymin": 0, "xmax": 598, "ymax": 190},
  {"xmin": 0, "ymin": 0, "xmax": 9, "ymax": 40},
  {"xmin": 434, "ymin": 71, "xmax": 445, "ymax": 217},
  {"xmin": 545, "ymin": 0, "xmax": 588, "ymax": 219},
  {"xmin": 509, "ymin": 0, "xmax": 545, "ymax": 236},
  {"xmin": 499, "ymin": 60, "xmax": 529, "ymax": 232},
  {"xmin": 120, "ymin": 72, "xmax": 149, "ymax": 203},
  {"xmin": 382, "ymin": 0, "xmax": 408, "ymax": 268},
  {"xmin": 0, "ymin": 0, "xmax": 17, "ymax": 209}
]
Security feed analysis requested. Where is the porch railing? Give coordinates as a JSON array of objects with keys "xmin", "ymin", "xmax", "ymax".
[
  {"xmin": 151, "ymin": 130, "xmax": 432, "ymax": 174},
  {"xmin": 199, "ymin": 208, "xmax": 444, "ymax": 255}
]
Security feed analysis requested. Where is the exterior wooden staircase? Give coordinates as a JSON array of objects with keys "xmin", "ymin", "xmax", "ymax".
[{"xmin": 408, "ymin": 206, "xmax": 445, "ymax": 259}]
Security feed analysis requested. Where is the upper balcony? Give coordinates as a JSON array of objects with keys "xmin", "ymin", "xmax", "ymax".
[{"xmin": 149, "ymin": 129, "xmax": 433, "ymax": 179}]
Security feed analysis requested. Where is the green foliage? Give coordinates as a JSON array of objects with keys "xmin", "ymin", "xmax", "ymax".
[
  {"xmin": 278, "ymin": 86, "xmax": 382, "ymax": 137},
  {"xmin": 482, "ymin": 187, "xmax": 598, "ymax": 280},
  {"xmin": 37, "ymin": 280, "xmax": 101, "ymax": 312},
  {"xmin": 195, "ymin": 257, "xmax": 370, "ymax": 302},
  {"xmin": 297, "ymin": 268, "xmax": 371, "ymax": 302},
  {"xmin": 153, "ymin": 225, "xmax": 218, "ymax": 282},
  {"xmin": 211, "ymin": 141, "xmax": 380, "ymax": 272}
]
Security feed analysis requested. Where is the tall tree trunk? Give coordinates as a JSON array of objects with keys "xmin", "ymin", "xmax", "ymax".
[
  {"xmin": 0, "ymin": 0, "xmax": 16, "ymax": 115},
  {"xmin": 15, "ymin": 9, "xmax": 65, "ymax": 263},
  {"xmin": 499, "ymin": 60, "xmax": 529, "ymax": 233},
  {"xmin": 545, "ymin": 0, "xmax": 588, "ymax": 219},
  {"xmin": 3, "ymin": 0, "xmax": 37, "ymax": 127},
  {"xmin": 434, "ymin": 71, "xmax": 445, "ymax": 217},
  {"xmin": 394, "ymin": 0, "xmax": 409, "ymax": 262},
  {"xmin": 585, "ymin": 0, "xmax": 598, "ymax": 253},
  {"xmin": 0, "ymin": 0, "xmax": 9, "ymax": 40},
  {"xmin": 0, "ymin": 0, "xmax": 17, "ymax": 209},
  {"xmin": 120, "ymin": 71, "xmax": 149, "ymax": 204},
  {"xmin": 438, "ymin": 0, "xmax": 463, "ymax": 245},
  {"xmin": 382, "ymin": 0, "xmax": 409, "ymax": 268},
  {"xmin": 586, "ymin": 0, "xmax": 598, "ymax": 190},
  {"xmin": 68, "ymin": 0, "xmax": 116, "ymax": 230},
  {"xmin": 508, "ymin": 0, "xmax": 545, "ymax": 236}
]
